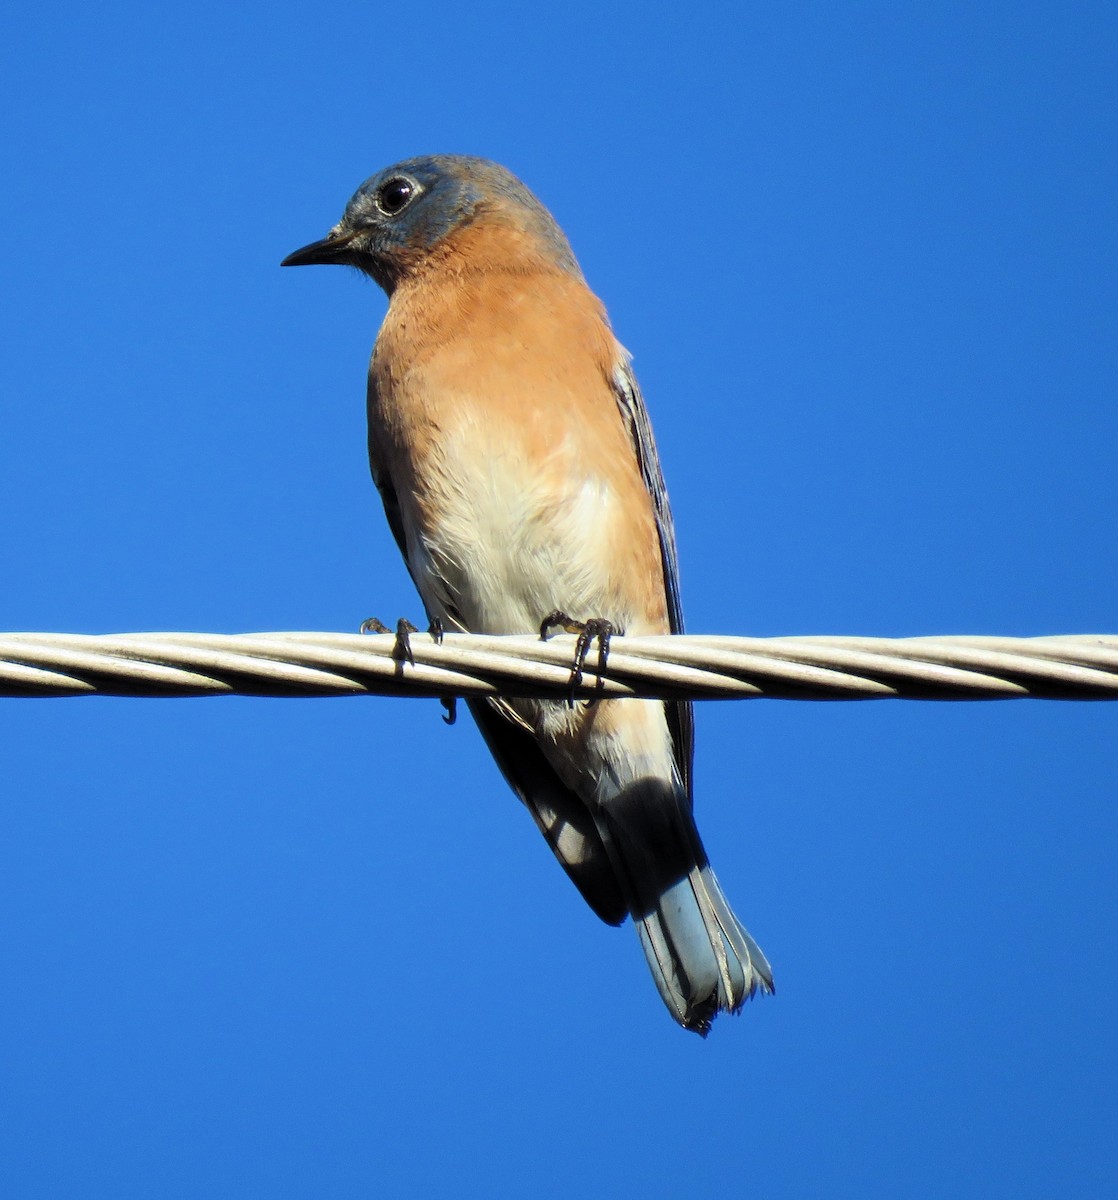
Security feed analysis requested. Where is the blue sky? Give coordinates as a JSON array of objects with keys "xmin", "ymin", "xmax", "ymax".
[{"xmin": 1, "ymin": 3, "xmax": 1115, "ymax": 1196}]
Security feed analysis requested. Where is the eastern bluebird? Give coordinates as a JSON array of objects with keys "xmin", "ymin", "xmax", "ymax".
[{"xmin": 282, "ymin": 155, "xmax": 773, "ymax": 1034}]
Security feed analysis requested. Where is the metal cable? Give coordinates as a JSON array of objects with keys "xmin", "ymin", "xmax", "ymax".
[{"xmin": 0, "ymin": 631, "xmax": 1115, "ymax": 701}]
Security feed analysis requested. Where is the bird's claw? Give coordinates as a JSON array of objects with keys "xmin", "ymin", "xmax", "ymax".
[
  {"xmin": 359, "ymin": 615, "xmax": 419, "ymax": 665},
  {"xmin": 363, "ymin": 614, "xmax": 455, "ymax": 724},
  {"xmin": 539, "ymin": 610, "xmax": 614, "ymax": 706}
]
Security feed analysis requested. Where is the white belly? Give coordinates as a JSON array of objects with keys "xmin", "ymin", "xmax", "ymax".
[{"xmin": 405, "ymin": 431, "xmax": 628, "ymax": 636}]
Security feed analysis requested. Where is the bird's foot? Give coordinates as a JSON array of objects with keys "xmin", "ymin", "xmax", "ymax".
[
  {"xmin": 359, "ymin": 615, "xmax": 419, "ymax": 665},
  {"xmin": 362, "ymin": 615, "xmax": 455, "ymax": 723},
  {"xmin": 539, "ymin": 610, "xmax": 614, "ymax": 706}
]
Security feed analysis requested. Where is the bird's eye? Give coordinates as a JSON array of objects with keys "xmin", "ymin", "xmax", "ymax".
[{"xmin": 376, "ymin": 177, "xmax": 416, "ymax": 216}]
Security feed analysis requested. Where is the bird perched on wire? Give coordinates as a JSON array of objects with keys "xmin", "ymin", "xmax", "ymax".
[{"xmin": 281, "ymin": 155, "xmax": 773, "ymax": 1033}]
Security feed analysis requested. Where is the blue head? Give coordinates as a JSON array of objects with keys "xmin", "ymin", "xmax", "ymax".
[{"xmin": 281, "ymin": 155, "xmax": 581, "ymax": 291}]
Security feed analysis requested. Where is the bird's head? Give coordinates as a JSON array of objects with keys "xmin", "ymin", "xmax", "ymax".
[{"xmin": 281, "ymin": 155, "xmax": 580, "ymax": 292}]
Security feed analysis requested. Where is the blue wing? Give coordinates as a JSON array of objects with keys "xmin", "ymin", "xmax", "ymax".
[{"xmin": 610, "ymin": 354, "xmax": 694, "ymax": 799}]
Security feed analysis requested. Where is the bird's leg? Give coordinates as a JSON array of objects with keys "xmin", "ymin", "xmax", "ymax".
[
  {"xmin": 539, "ymin": 610, "xmax": 614, "ymax": 705},
  {"xmin": 363, "ymin": 616, "xmax": 455, "ymax": 721},
  {"xmin": 359, "ymin": 615, "xmax": 419, "ymax": 665},
  {"xmin": 391, "ymin": 618, "xmax": 419, "ymax": 665}
]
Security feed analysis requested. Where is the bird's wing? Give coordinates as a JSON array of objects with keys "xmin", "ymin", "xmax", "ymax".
[
  {"xmin": 466, "ymin": 696, "xmax": 628, "ymax": 925},
  {"xmin": 370, "ymin": 466, "xmax": 410, "ymax": 567},
  {"xmin": 610, "ymin": 354, "xmax": 695, "ymax": 799}
]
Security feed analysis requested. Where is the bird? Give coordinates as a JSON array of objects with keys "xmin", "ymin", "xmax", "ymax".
[{"xmin": 281, "ymin": 155, "xmax": 773, "ymax": 1033}]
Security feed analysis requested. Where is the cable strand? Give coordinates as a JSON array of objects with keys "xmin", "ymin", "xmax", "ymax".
[{"xmin": 0, "ymin": 632, "xmax": 1115, "ymax": 700}]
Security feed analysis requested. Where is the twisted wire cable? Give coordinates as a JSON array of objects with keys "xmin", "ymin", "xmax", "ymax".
[{"xmin": 0, "ymin": 631, "xmax": 1115, "ymax": 701}]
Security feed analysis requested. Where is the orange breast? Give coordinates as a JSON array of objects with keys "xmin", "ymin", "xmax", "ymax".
[{"xmin": 368, "ymin": 221, "xmax": 670, "ymax": 635}]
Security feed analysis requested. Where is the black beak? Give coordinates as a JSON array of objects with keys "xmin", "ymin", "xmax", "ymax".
[{"xmin": 280, "ymin": 227, "xmax": 363, "ymax": 268}]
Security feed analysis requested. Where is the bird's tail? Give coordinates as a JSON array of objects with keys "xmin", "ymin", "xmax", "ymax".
[{"xmin": 597, "ymin": 775, "xmax": 774, "ymax": 1036}]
